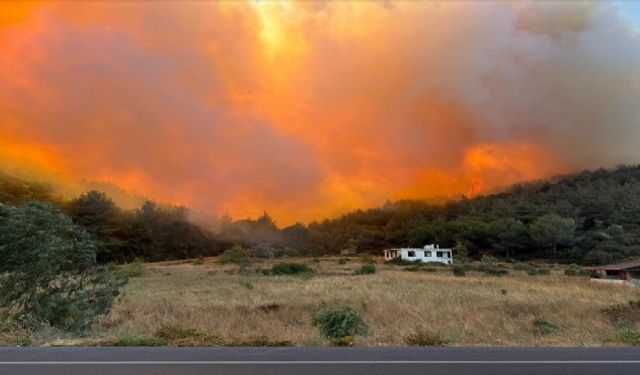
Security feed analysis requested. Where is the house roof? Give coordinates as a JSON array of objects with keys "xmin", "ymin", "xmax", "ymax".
[{"xmin": 593, "ymin": 260, "xmax": 640, "ymax": 271}]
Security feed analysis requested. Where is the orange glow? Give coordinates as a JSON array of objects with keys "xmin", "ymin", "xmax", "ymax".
[{"xmin": 0, "ymin": 1, "xmax": 638, "ymax": 225}]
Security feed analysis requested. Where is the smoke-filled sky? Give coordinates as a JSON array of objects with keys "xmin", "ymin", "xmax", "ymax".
[{"xmin": 1, "ymin": 1, "xmax": 639, "ymax": 225}]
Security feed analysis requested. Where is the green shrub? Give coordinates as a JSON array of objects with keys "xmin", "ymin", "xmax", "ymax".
[
  {"xmin": 361, "ymin": 254, "xmax": 376, "ymax": 265},
  {"xmin": 564, "ymin": 264, "xmax": 594, "ymax": 277},
  {"xmin": 16, "ymin": 336, "xmax": 33, "ymax": 347},
  {"xmin": 405, "ymin": 328, "xmax": 449, "ymax": 346},
  {"xmin": 452, "ymin": 264, "xmax": 470, "ymax": 277},
  {"xmin": 219, "ymin": 245, "xmax": 250, "ymax": 266},
  {"xmin": 312, "ymin": 306, "xmax": 368, "ymax": 341},
  {"xmin": 533, "ymin": 317, "xmax": 559, "ymax": 335},
  {"xmin": 120, "ymin": 259, "xmax": 146, "ymax": 277},
  {"xmin": 527, "ymin": 268, "xmax": 551, "ymax": 276},
  {"xmin": 483, "ymin": 267, "xmax": 509, "ymax": 277},
  {"xmin": 618, "ymin": 322, "xmax": 640, "ymax": 346},
  {"xmin": 269, "ymin": 262, "xmax": 313, "ymax": 276},
  {"xmin": 512, "ymin": 262, "xmax": 534, "ymax": 271},
  {"xmin": 338, "ymin": 257, "xmax": 349, "ymax": 265},
  {"xmin": 353, "ymin": 264, "xmax": 376, "ymax": 275},
  {"xmin": 193, "ymin": 256, "xmax": 204, "ymax": 265},
  {"xmin": 0, "ymin": 201, "xmax": 126, "ymax": 334},
  {"xmin": 116, "ymin": 336, "xmax": 166, "ymax": 346}
]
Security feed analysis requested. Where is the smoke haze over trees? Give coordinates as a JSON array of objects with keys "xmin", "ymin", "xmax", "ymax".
[{"xmin": 1, "ymin": 165, "xmax": 640, "ymax": 265}]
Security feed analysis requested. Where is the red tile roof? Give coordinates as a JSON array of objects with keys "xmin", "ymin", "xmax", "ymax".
[{"xmin": 593, "ymin": 260, "xmax": 640, "ymax": 271}]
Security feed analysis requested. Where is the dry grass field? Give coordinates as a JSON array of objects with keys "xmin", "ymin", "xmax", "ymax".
[
  {"xmin": 11, "ymin": 256, "xmax": 640, "ymax": 347},
  {"xmin": 91, "ymin": 256, "xmax": 640, "ymax": 347}
]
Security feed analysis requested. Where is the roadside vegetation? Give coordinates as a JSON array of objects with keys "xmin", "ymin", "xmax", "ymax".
[
  {"xmin": 2, "ymin": 167, "xmax": 640, "ymax": 346},
  {"xmin": 1, "ymin": 256, "xmax": 638, "ymax": 347}
]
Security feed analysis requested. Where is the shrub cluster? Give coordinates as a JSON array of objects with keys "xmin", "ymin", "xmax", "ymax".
[
  {"xmin": 533, "ymin": 317, "xmax": 559, "ymax": 335},
  {"xmin": 263, "ymin": 262, "xmax": 313, "ymax": 276},
  {"xmin": 353, "ymin": 264, "xmax": 376, "ymax": 275},
  {"xmin": 312, "ymin": 306, "xmax": 368, "ymax": 345}
]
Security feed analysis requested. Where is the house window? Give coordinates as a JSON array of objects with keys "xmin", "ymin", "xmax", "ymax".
[
  {"xmin": 424, "ymin": 251, "xmax": 431, "ymax": 257},
  {"xmin": 437, "ymin": 251, "xmax": 444, "ymax": 257},
  {"xmin": 408, "ymin": 251, "xmax": 415, "ymax": 257}
]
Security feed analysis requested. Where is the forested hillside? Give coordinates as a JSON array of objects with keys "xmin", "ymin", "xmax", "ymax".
[
  {"xmin": 302, "ymin": 165, "xmax": 640, "ymax": 264},
  {"xmin": 1, "ymin": 166, "xmax": 640, "ymax": 265}
]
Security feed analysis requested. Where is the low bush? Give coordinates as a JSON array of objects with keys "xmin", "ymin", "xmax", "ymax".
[
  {"xmin": 119, "ymin": 259, "xmax": 146, "ymax": 277},
  {"xmin": 269, "ymin": 262, "xmax": 313, "ymax": 276},
  {"xmin": 452, "ymin": 264, "xmax": 470, "ymax": 277},
  {"xmin": 617, "ymin": 322, "xmax": 640, "ymax": 346},
  {"xmin": 405, "ymin": 328, "xmax": 449, "ymax": 346},
  {"xmin": 219, "ymin": 245, "xmax": 250, "ymax": 265},
  {"xmin": 533, "ymin": 317, "xmax": 559, "ymax": 335},
  {"xmin": 361, "ymin": 254, "xmax": 376, "ymax": 265},
  {"xmin": 512, "ymin": 262, "xmax": 534, "ymax": 271},
  {"xmin": 338, "ymin": 257, "xmax": 349, "ymax": 265},
  {"xmin": 527, "ymin": 268, "xmax": 551, "ymax": 276},
  {"xmin": 564, "ymin": 264, "xmax": 596, "ymax": 277},
  {"xmin": 353, "ymin": 264, "xmax": 376, "ymax": 275},
  {"xmin": 193, "ymin": 256, "xmax": 204, "ymax": 265},
  {"xmin": 312, "ymin": 306, "xmax": 368, "ymax": 342}
]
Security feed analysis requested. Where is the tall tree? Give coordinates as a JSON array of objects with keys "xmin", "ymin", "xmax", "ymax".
[
  {"xmin": 0, "ymin": 201, "xmax": 125, "ymax": 333},
  {"xmin": 529, "ymin": 213, "xmax": 576, "ymax": 254}
]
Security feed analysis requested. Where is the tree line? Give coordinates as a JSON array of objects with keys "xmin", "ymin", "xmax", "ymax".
[{"xmin": 1, "ymin": 165, "xmax": 640, "ymax": 266}]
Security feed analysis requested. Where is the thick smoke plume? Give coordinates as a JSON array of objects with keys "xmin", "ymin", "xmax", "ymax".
[{"xmin": 0, "ymin": 1, "xmax": 639, "ymax": 224}]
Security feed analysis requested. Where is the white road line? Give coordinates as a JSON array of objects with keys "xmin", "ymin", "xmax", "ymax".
[{"xmin": 0, "ymin": 361, "xmax": 639, "ymax": 365}]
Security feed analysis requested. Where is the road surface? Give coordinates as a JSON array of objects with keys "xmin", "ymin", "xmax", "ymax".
[{"xmin": 0, "ymin": 346, "xmax": 638, "ymax": 375}]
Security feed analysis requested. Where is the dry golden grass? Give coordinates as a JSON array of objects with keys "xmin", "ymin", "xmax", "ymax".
[{"xmin": 74, "ymin": 256, "xmax": 640, "ymax": 347}]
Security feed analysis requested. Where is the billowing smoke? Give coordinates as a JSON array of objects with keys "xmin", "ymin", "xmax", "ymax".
[{"xmin": 0, "ymin": 1, "xmax": 638, "ymax": 224}]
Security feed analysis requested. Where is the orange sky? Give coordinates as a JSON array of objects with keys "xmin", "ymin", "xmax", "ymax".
[{"xmin": 1, "ymin": 1, "xmax": 639, "ymax": 225}]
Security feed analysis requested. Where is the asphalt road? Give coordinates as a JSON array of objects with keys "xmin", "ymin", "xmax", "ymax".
[{"xmin": 0, "ymin": 347, "xmax": 638, "ymax": 375}]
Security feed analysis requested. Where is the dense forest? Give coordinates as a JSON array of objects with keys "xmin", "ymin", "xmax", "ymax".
[{"xmin": 1, "ymin": 165, "xmax": 640, "ymax": 265}]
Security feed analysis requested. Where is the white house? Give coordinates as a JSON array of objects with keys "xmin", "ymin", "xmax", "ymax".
[{"xmin": 383, "ymin": 244, "xmax": 453, "ymax": 264}]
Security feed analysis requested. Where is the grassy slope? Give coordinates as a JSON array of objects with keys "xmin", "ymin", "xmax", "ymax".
[{"xmin": 77, "ymin": 256, "xmax": 640, "ymax": 346}]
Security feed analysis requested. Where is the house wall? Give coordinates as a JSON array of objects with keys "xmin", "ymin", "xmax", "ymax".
[{"xmin": 400, "ymin": 248, "xmax": 452, "ymax": 264}]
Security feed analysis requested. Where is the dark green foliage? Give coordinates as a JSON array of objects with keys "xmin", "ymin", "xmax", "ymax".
[
  {"xmin": 219, "ymin": 245, "xmax": 250, "ymax": 266},
  {"xmin": 269, "ymin": 262, "xmax": 312, "ymax": 275},
  {"xmin": 68, "ymin": 191, "xmax": 122, "ymax": 263},
  {"xmin": 526, "ymin": 267, "xmax": 551, "ymax": 276},
  {"xmin": 353, "ymin": 264, "xmax": 376, "ymax": 275},
  {"xmin": 476, "ymin": 255, "xmax": 509, "ymax": 276},
  {"xmin": 302, "ymin": 166, "xmax": 640, "ymax": 264},
  {"xmin": 529, "ymin": 214, "xmax": 576, "ymax": 254},
  {"xmin": 338, "ymin": 257, "xmax": 349, "ymax": 264},
  {"xmin": 533, "ymin": 317, "xmax": 559, "ymax": 335},
  {"xmin": 0, "ymin": 201, "xmax": 126, "ymax": 333},
  {"xmin": 564, "ymin": 264, "xmax": 594, "ymax": 277},
  {"xmin": 312, "ymin": 306, "xmax": 368, "ymax": 340},
  {"xmin": 452, "ymin": 264, "xmax": 470, "ymax": 277},
  {"xmin": 119, "ymin": 259, "xmax": 146, "ymax": 277},
  {"xmin": 617, "ymin": 322, "xmax": 640, "ymax": 346}
]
